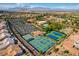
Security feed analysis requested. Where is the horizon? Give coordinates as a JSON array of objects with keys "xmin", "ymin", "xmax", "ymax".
[{"xmin": 0, "ymin": 3, "xmax": 79, "ymax": 10}]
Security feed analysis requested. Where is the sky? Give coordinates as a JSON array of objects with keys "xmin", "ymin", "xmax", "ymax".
[{"xmin": 0, "ymin": 3, "xmax": 79, "ymax": 10}]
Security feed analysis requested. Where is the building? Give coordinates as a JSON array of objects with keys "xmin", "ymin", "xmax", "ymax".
[
  {"xmin": 36, "ymin": 21, "xmax": 47, "ymax": 26},
  {"xmin": 74, "ymin": 40, "xmax": 79, "ymax": 49},
  {"xmin": 27, "ymin": 19, "xmax": 35, "ymax": 23},
  {"xmin": 0, "ymin": 20, "xmax": 22, "ymax": 56}
]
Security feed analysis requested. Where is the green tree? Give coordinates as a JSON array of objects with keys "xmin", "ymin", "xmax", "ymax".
[
  {"xmin": 47, "ymin": 22, "xmax": 64, "ymax": 31},
  {"xmin": 36, "ymin": 16, "xmax": 44, "ymax": 21},
  {"xmin": 54, "ymin": 48, "xmax": 59, "ymax": 53},
  {"xmin": 64, "ymin": 50, "xmax": 69, "ymax": 54}
]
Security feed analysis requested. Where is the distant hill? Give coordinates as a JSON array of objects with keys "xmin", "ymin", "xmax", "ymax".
[
  {"xmin": 0, "ymin": 7, "xmax": 79, "ymax": 12},
  {"xmin": 27, "ymin": 7, "xmax": 52, "ymax": 11}
]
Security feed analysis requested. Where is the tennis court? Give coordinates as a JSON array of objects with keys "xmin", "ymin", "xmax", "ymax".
[
  {"xmin": 47, "ymin": 31, "xmax": 66, "ymax": 41},
  {"xmin": 29, "ymin": 36, "xmax": 55, "ymax": 53},
  {"xmin": 22, "ymin": 34, "xmax": 34, "ymax": 42}
]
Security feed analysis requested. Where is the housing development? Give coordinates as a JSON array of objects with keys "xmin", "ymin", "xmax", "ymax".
[{"xmin": 0, "ymin": 3, "xmax": 79, "ymax": 56}]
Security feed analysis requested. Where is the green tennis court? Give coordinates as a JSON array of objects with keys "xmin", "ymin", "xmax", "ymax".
[
  {"xmin": 29, "ymin": 36, "xmax": 55, "ymax": 53},
  {"xmin": 47, "ymin": 31, "xmax": 66, "ymax": 41}
]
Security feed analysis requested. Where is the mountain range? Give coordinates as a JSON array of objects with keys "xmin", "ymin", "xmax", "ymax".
[{"xmin": 0, "ymin": 6, "xmax": 79, "ymax": 12}]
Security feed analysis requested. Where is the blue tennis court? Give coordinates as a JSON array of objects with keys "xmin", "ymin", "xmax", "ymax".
[
  {"xmin": 48, "ymin": 34, "xmax": 58, "ymax": 40},
  {"xmin": 47, "ymin": 31, "xmax": 66, "ymax": 41},
  {"xmin": 53, "ymin": 31, "xmax": 63, "ymax": 36}
]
